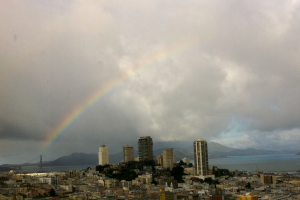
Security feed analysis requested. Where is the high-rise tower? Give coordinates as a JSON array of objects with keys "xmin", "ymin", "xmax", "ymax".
[
  {"xmin": 123, "ymin": 145, "xmax": 134, "ymax": 162},
  {"xmin": 138, "ymin": 136, "xmax": 153, "ymax": 161},
  {"xmin": 99, "ymin": 145, "xmax": 109, "ymax": 165},
  {"xmin": 162, "ymin": 148, "xmax": 174, "ymax": 170},
  {"xmin": 193, "ymin": 139, "xmax": 209, "ymax": 175}
]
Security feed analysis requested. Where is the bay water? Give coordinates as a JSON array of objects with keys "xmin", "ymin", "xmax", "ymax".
[{"xmin": 207, "ymin": 154, "xmax": 300, "ymax": 172}]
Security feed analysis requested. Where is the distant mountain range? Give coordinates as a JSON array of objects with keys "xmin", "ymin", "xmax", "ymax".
[
  {"xmin": 2, "ymin": 142, "xmax": 299, "ymax": 167},
  {"xmin": 43, "ymin": 153, "xmax": 98, "ymax": 166},
  {"xmin": 208, "ymin": 142, "xmax": 236, "ymax": 153},
  {"xmin": 208, "ymin": 142, "xmax": 298, "ymax": 156}
]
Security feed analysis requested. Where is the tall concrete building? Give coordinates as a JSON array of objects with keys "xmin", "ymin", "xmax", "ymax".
[
  {"xmin": 193, "ymin": 139, "xmax": 209, "ymax": 175},
  {"xmin": 123, "ymin": 145, "xmax": 134, "ymax": 162},
  {"xmin": 162, "ymin": 148, "xmax": 174, "ymax": 170},
  {"xmin": 99, "ymin": 145, "xmax": 109, "ymax": 165},
  {"xmin": 138, "ymin": 136, "xmax": 153, "ymax": 160}
]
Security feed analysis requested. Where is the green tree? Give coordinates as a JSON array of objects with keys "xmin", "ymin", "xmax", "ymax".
[
  {"xmin": 178, "ymin": 160, "xmax": 187, "ymax": 166},
  {"xmin": 19, "ymin": 193, "xmax": 27, "ymax": 198},
  {"xmin": 49, "ymin": 189, "xmax": 55, "ymax": 197},
  {"xmin": 171, "ymin": 166, "xmax": 185, "ymax": 183},
  {"xmin": 204, "ymin": 177, "xmax": 213, "ymax": 184},
  {"xmin": 151, "ymin": 177, "xmax": 157, "ymax": 185},
  {"xmin": 204, "ymin": 178, "xmax": 219, "ymax": 185},
  {"xmin": 245, "ymin": 182, "xmax": 251, "ymax": 188},
  {"xmin": 96, "ymin": 164, "xmax": 110, "ymax": 173}
]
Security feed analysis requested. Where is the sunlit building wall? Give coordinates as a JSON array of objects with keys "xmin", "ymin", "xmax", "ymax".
[{"xmin": 99, "ymin": 145, "xmax": 109, "ymax": 165}]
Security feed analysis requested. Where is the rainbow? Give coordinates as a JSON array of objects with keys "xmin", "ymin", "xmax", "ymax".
[{"xmin": 41, "ymin": 36, "xmax": 204, "ymax": 148}]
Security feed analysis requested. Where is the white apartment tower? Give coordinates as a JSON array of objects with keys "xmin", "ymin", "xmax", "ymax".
[
  {"xmin": 193, "ymin": 139, "xmax": 209, "ymax": 175},
  {"xmin": 99, "ymin": 145, "xmax": 109, "ymax": 165}
]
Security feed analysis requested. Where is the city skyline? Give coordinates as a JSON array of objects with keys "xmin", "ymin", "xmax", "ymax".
[{"xmin": 1, "ymin": 1, "xmax": 300, "ymax": 165}]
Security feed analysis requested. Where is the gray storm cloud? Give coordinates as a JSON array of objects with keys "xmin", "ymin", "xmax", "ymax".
[{"xmin": 1, "ymin": 0, "xmax": 300, "ymax": 163}]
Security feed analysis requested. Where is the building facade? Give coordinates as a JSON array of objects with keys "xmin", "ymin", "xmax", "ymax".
[
  {"xmin": 99, "ymin": 145, "xmax": 109, "ymax": 165},
  {"xmin": 162, "ymin": 148, "xmax": 174, "ymax": 170},
  {"xmin": 182, "ymin": 157, "xmax": 190, "ymax": 165},
  {"xmin": 39, "ymin": 176, "xmax": 59, "ymax": 185},
  {"xmin": 260, "ymin": 174, "xmax": 276, "ymax": 184},
  {"xmin": 157, "ymin": 155, "xmax": 163, "ymax": 166},
  {"xmin": 138, "ymin": 136, "xmax": 153, "ymax": 160},
  {"xmin": 123, "ymin": 145, "xmax": 134, "ymax": 162},
  {"xmin": 193, "ymin": 139, "xmax": 209, "ymax": 175}
]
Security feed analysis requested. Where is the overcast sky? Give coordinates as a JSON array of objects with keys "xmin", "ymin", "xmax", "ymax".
[{"xmin": 1, "ymin": 0, "xmax": 300, "ymax": 164}]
